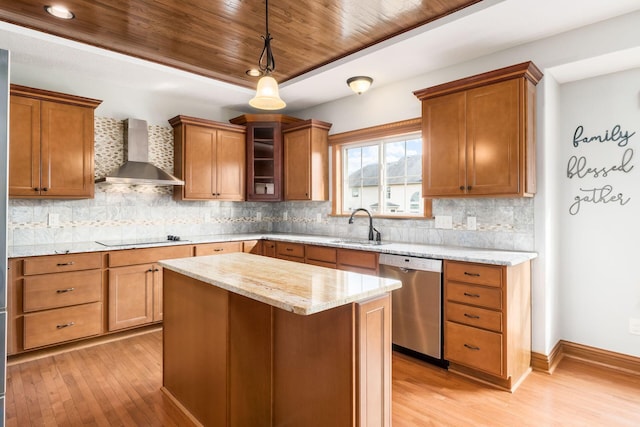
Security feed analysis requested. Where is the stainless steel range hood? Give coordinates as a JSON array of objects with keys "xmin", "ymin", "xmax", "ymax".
[{"xmin": 96, "ymin": 118, "xmax": 184, "ymax": 185}]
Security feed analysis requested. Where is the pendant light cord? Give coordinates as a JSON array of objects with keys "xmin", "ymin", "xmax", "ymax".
[{"xmin": 258, "ymin": 0, "xmax": 275, "ymax": 74}]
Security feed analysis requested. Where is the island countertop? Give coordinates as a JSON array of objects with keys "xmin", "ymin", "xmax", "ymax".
[{"xmin": 159, "ymin": 252, "xmax": 402, "ymax": 315}]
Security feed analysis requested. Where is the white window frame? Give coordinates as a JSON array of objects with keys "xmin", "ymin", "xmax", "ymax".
[{"xmin": 329, "ymin": 118, "xmax": 432, "ymax": 219}]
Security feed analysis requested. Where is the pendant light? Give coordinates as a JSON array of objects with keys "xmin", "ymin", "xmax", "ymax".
[{"xmin": 249, "ymin": 0, "xmax": 286, "ymax": 110}]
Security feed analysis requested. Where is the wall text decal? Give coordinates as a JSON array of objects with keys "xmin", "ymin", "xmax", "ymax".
[
  {"xmin": 573, "ymin": 124, "xmax": 635, "ymax": 148},
  {"xmin": 568, "ymin": 124, "xmax": 635, "ymax": 215}
]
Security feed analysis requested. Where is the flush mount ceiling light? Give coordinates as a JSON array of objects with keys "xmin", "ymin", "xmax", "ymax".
[
  {"xmin": 249, "ymin": 0, "xmax": 286, "ymax": 110},
  {"xmin": 347, "ymin": 76, "xmax": 373, "ymax": 95},
  {"xmin": 44, "ymin": 5, "xmax": 75, "ymax": 20}
]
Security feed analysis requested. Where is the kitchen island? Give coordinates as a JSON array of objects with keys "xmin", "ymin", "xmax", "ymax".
[{"xmin": 159, "ymin": 252, "xmax": 402, "ymax": 427}]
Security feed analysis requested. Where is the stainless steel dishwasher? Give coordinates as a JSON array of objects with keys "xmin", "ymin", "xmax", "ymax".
[{"xmin": 379, "ymin": 253, "xmax": 446, "ymax": 367}]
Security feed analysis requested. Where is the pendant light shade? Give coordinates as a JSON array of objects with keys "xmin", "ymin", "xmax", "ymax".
[
  {"xmin": 250, "ymin": 75, "xmax": 286, "ymax": 110},
  {"xmin": 249, "ymin": 0, "xmax": 286, "ymax": 110},
  {"xmin": 347, "ymin": 76, "xmax": 373, "ymax": 95}
]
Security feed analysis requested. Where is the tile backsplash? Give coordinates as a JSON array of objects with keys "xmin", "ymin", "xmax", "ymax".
[{"xmin": 8, "ymin": 117, "xmax": 535, "ymax": 251}]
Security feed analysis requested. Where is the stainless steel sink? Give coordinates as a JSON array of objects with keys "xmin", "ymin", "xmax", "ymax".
[{"xmin": 329, "ymin": 239, "xmax": 387, "ymax": 246}]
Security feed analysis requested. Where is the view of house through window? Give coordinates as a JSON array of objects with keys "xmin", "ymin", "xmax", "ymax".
[{"xmin": 342, "ymin": 133, "xmax": 422, "ymax": 215}]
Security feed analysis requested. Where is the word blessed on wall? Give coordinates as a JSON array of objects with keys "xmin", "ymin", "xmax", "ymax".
[{"xmin": 567, "ymin": 124, "xmax": 636, "ymax": 215}]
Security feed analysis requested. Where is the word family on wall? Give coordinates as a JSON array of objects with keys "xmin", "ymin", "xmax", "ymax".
[{"xmin": 567, "ymin": 124, "xmax": 635, "ymax": 215}]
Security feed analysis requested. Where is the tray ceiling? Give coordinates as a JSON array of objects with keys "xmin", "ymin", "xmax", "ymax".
[{"xmin": 0, "ymin": 0, "xmax": 480, "ymax": 89}]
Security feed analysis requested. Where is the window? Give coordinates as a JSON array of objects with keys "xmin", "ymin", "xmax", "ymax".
[{"xmin": 330, "ymin": 118, "xmax": 431, "ymax": 218}]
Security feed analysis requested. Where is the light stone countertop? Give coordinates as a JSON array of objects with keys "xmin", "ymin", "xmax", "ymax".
[
  {"xmin": 159, "ymin": 252, "xmax": 402, "ymax": 315},
  {"xmin": 8, "ymin": 232, "xmax": 537, "ymax": 266}
]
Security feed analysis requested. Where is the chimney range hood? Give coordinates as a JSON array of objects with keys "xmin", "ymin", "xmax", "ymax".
[{"xmin": 96, "ymin": 118, "xmax": 184, "ymax": 185}]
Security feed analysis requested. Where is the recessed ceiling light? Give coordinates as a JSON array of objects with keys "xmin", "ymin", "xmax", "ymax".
[
  {"xmin": 246, "ymin": 68, "xmax": 263, "ymax": 77},
  {"xmin": 44, "ymin": 5, "xmax": 75, "ymax": 20}
]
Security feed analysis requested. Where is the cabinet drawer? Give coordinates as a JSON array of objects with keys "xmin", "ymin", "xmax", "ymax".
[
  {"xmin": 336, "ymin": 249, "xmax": 378, "ymax": 273},
  {"xmin": 23, "ymin": 270, "xmax": 102, "ymax": 312},
  {"xmin": 446, "ymin": 261, "xmax": 502, "ymax": 287},
  {"xmin": 445, "ymin": 321, "xmax": 503, "ymax": 377},
  {"xmin": 195, "ymin": 241, "xmax": 243, "ymax": 256},
  {"xmin": 305, "ymin": 245, "xmax": 336, "ymax": 263},
  {"xmin": 23, "ymin": 302, "xmax": 102, "ymax": 349},
  {"xmin": 23, "ymin": 252, "xmax": 102, "ymax": 275},
  {"xmin": 276, "ymin": 242, "xmax": 305, "ymax": 259},
  {"xmin": 108, "ymin": 245, "xmax": 192, "ymax": 267},
  {"xmin": 446, "ymin": 282, "xmax": 502, "ymax": 310},
  {"xmin": 306, "ymin": 259, "xmax": 337, "ymax": 269},
  {"xmin": 446, "ymin": 301, "xmax": 502, "ymax": 332}
]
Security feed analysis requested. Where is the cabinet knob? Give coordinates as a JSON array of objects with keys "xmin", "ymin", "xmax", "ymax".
[
  {"xmin": 42, "ymin": 187, "xmax": 48, "ymax": 191},
  {"xmin": 467, "ymin": 186, "xmax": 472, "ymax": 191},
  {"xmin": 459, "ymin": 186, "xmax": 464, "ymax": 191},
  {"xmin": 34, "ymin": 187, "xmax": 40, "ymax": 191}
]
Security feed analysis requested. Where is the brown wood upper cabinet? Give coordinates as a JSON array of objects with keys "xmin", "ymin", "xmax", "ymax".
[
  {"xmin": 230, "ymin": 114, "xmax": 303, "ymax": 201},
  {"xmin": 414, "ymin": 62, "xmax": 542, "ymax": 198},
  {"xmin": 9, "ymin": 85, "xmax": 102, "ymax": 199},
  {"xmin": 283, "ymin": 119, "xmax": 332, "ymax": 201},
  {"xmin": 170, "ymin": 115, "xmax": 246, "ymax": 201}
]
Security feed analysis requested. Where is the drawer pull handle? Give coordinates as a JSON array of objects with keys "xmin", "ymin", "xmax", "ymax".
[
  {"xmin": 56, "ymin": 261, "xmax": 75, "ymax": 267},
  {"xmin": 463, "ymin": 292, "xmax": 480, "ymax": 298},
  {"xmin": 286, "ymin": 248, "xmax": 293, "ymax": 251},
  {"xmin": 57, "ymin": 322, "xmax": 75, "ymax": 329},
  {"xmin": 464, "ymin": 344, "xmax": 480, "ymax": 351},
  {"xmin": 464, "ymin": 313, "xmax": 480, "ymax": 319},
  {"xmin": 464, "ymin": 272, "xmax": 480, "ymax": 277},
  {"xmin": 56, "ymin": 288, "xmax": 75, "ymax": 294},
  {"xmin": 214, "ymin": 248, "xmax": 224, "ymax": 252}
]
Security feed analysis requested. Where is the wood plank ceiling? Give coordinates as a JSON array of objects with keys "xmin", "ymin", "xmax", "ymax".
[{"xmin": 0, "ymin": 0, "xmax": 481, "ymax": 88}]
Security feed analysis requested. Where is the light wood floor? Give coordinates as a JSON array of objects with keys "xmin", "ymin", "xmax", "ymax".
[{"xmin": 6, "ymin": 330, "xmax": 640, "ymax": 426}]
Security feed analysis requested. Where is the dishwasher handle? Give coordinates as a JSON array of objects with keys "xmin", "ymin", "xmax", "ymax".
[{"xmin": 379, "ymin": 253, "xmax": 442, "ymax": 273}]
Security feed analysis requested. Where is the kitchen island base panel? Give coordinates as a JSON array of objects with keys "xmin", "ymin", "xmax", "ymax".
[{"xmin": 162, "ymin": 268, "xmax": 392, "ymax": 427}]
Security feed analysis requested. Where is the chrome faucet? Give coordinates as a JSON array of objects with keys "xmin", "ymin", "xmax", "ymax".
[{"xmin": 348, "ymin": 208, "xmax": 381, "ymax": 243}]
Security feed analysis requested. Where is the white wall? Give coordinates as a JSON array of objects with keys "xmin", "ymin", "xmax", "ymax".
[{"xmin": 557, "ymin": 68, "xmax": 640, "ymax": 356}]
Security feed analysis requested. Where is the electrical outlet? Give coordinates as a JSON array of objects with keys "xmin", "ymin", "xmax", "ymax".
[
  {"xmin": 629, "ymin": 318, "xmax": 640, "ymax": 335},
  {"xmin": 48, "ymin": 213, "xmax": 60, "ymax": 227},
  {"xmin": 467, "ymin": 216, "xmax": 477, "ymax": 230},
  {"xmin": 316, "ymin": 213, "xmax": 322, "ymax": 223},
  {"xmin": 283, "ymin": 211, "xmax": 288, "ymax": 221},
  {"xmin": 256, "ymin": 212, "xmax": 262, "ymax": 221}
]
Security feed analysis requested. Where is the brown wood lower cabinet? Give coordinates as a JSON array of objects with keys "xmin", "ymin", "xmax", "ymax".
[
  {"xmin": 163, "ymin": 269, "xmax": 392, "ymax": 426},
  {"xmin": 107, "ymin": 245, "xmax": 192, "ymax": 331},
  {"xmin": 444, "ymin": 260, "xmax": 531, "ymax": 391},
  {"xmin": 194, "ymin": 241, "xmax": 242, "ymax": 256},
  {"xmin": 8, "ymin": 252, "xmax": 104, "ymax": 354},
  {"xmin": 242, "ymin": 239, "xmax": 262, "ymax": 254},
  {"xmin": 275, "ymin": 241, "xmax": 305, "ymax": 263},
  {"xmin": 305, "ymin": 244, "xmax": 337, "ymax": 268},
  {"xmin": 337, "ymin": 248, "xmax": 379, "ymax": 274}
]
